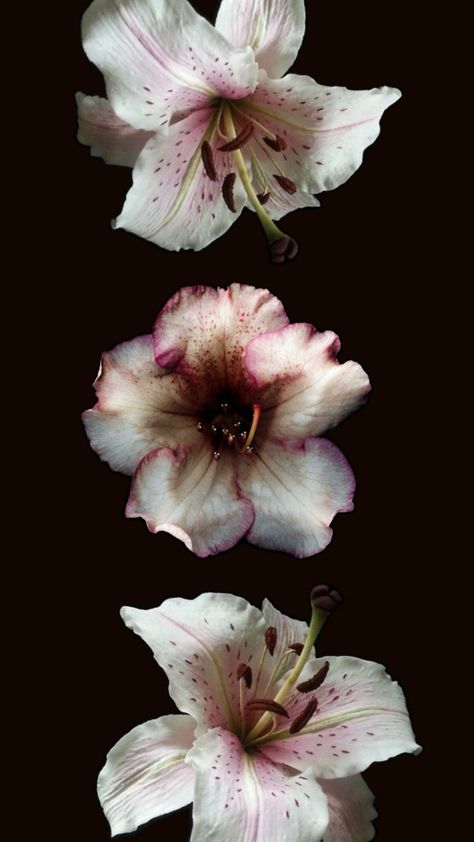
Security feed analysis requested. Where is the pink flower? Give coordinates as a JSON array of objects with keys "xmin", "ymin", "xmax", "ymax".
[
  {"xmin": 83, "ymin": 284, "xmax": 370, "ymax": 557},
  {"xmin": 98, "ymin": 587, "xmax": 420, "ymax": 839},
  {"xmin": 77, "ymin": 0, "xmax": 400, "ymax": 261}
]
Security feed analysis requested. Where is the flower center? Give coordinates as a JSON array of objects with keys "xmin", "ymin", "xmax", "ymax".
[
  {"xmin": 235, "ymin": 586, "xmax": 343, "ymax": 749},
  {"xmin": 200, "ymin": 101, "xmax": 298, "ymax": 263},
  {"xmin": 197, "ymin": 400, "xmax": 261, "ymax": 460}
]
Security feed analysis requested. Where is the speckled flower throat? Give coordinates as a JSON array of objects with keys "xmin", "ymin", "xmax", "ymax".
[{"xmin": 197, "ymin": 398, "xmax": 261, "ymax": 460}]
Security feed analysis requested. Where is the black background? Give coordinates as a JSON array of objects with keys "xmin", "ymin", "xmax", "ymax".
[{"xmin": 34, "ymin": 0, "xmax": 448, "ymax": 839}]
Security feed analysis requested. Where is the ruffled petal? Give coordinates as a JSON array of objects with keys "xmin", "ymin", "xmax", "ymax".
[
  {"xmin": 153, "ymin": 284, "xmax": 288, "ymax": 397},
  {"xmin": 320, "ymin": 776, "xmax": 377, "ymax": 842},
  {"xmin": 114, "ymin": 109, "xmax": 248, "ymax": 251},
  {"xmin": 245, "ymin": 323, "xmax": 370, "ymax": 440},
  {"xmin": 215, "ymin": 0, "xmax": 305, "ymax": 78},
  {"xmin": 187, "ymin": 728, "xmax": 329, "ymax": 842},
  {"xmin": 97, "ymin": 715, "xmax": 195, "ymax": 836},
  {"xmin": 82, "ymin": 0, "xmax": 258, "ymax": 131},
  {"xmin": 121, "ymin": 594, "xmax": 267, "ymax": 735},
  {"xmin": 82, "ymin": 335, "xmax": 197, "ymax": 475},
  {"xmin": 238, "ymin": 437, "xmax": 355, "ymax": 557},
  {"xmin": 126, "ymin": 445, "xmax": 254, "ymax": 556},
  {"xmin": 258, "ymin": 656, "xmax": 420, "ymax": 777},
  {"xmin": 243, "ymin": 73, "xmax": 400, "ymax": 211},
  {"xmin": 76, "ymin": 93, "xmax": 152, "ymax": 166}
]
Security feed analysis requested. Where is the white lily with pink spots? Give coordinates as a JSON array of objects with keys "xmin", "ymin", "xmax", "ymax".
[
  {"xmin": 83, "ymin": 284, "xmax": 370, "ymax": 557},
  {"xmin": 98, "ymin": 587, "xmax": 419, "ymax": 840},
  {"xmin": 77, "ymin": 0, "xmax": 400, "ymax": 261}
]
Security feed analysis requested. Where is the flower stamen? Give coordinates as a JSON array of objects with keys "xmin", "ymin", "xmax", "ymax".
[
  {"xmin": 219, "ymin": 123, "xmax": 254, "ymax": 151},
  {"xmin": 297, "ymin": 661, "xmax": 330, "ymax": 693},
  {"xmin": 200, "ymin": 140, "xmax": 217, "ymax": 181},
  {"xmin": 289, "ymin": 697, "xmax": 319, "ymax": 734},
  {"xmin": 222, "ymin": 172, "xmax": 236, "ymax": 212},
  {"xmin": 246, "ymin": 698, "xmax": 289, "ymax": 718}
]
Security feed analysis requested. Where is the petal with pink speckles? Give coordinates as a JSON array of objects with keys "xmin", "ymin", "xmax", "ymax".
[
  {"xmin": 97, "ymin": 714, "xmax": 196, "ymax": 836},
  {"xmin": 76, "ymin": 93, "xmax": 153, "ymax": 167},
  {"xmin": 245, "ymin": 323, "xmax": 371, "ymax": 440},
  {"xmin": 258, "ymin": 656, "xmax": 421, "ymax": 777},
  {"xmin": 187, "ymin": 727, "xmax": 329, "ymax": 842},
  {"xmin": 82, "ymin": 0, "xmax": 258, "ymax": 132},
  {"xmin": 121, "ymin": 593, "xmax": 266, "ymax": 736},
  {"xmin": 153, "ymin": 284, "xmax": 288, "ymax": 395},
  {"xmin": 215, "ymin": 0, "xmax": 306, "ymax": 79}
]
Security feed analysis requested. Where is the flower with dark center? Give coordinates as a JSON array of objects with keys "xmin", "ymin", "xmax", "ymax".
[
  {"xmin": 77, "ymin": 0, "xmax": 401, "ymax": 261},
  {"xmin": 82, "ymin": 284, "xmax": 371, "ymax": 557},
  {"xmin": 97, "ymin": 587, "xmax": 420, "ymax": 839}
]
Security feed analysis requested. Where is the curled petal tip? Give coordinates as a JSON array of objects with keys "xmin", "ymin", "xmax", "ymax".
[
  {"xmin": 310, "ymin": 584, "xmax": 343, "ymax": 613},
  {"xmin": 269, "ymin": 236, "xmax": 299, "ymax": 264}
]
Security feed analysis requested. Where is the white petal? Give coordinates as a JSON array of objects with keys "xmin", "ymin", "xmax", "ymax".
[
  {"xmin": 82, "ymin": 334, "xmax": 197, "ymax": 475},
  {"xmin": 238, "ymin": 437, "xmax": 355, "ymax": 557},
  {"xmin": 126, "ymin": 445, "xmax": 254, "ymax": 556},
  {"xmin": 121, "ymin": 594, "xmax": 267, "ymax": 735},
  {"xmin": 97, "ymin": 715, "xmax": 195, "ymax": 836},
  {"xmin": 320, "ymin": 776, "xmax": 377, "ymax": 842},
  {"xmin": 76, "ymin": 93, "xmax": 152, "ymax": 166},
  {"xmin": 215, "ymin": 0, "xmax": 305, "ymax": 78},
  {"xmin": 187, "ymin": 728, "xmax": 329, "ymax": 842},
  {"xmin": 82, "ymin": 0, "xmax": 258, "ymax": 131},
  {"xmin": 153, "ymin": 284, "xmax": 288, "ymax": 395},
  {"xmin": 245, "ymin": 323, "xmax": 370, "ymax": 439},
  {"xmin": 245, "ymin": 73, "xmax": 400, "ymax": 202},
  {"xmin": 259, "ymin": 656, "xmax": 421, "ymax": 777},
  {"xmin": 114, "ymin": 109, "xmax": 248, "ymax": 251}
]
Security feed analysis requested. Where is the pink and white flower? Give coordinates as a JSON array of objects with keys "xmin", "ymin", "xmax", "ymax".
[
  {"xmin": 82, "ymin": 284, "xmax": 370, "ymax": 557},
  {"xmin": 98, "ymin": 587, "xmax": 420, "ymax": 839},
  {"xmin": 77, "ymin": 0, "xmax": 401, "ymax": 261}
]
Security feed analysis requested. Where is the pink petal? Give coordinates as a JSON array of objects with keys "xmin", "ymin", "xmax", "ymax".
[
  {"xmin": 114, "ymin": 109, "xmax": 249, "ymax": 251},
  {"xmin": 238, "ymin": 437, "xmax": 355, "ymax": 557},
  {"xmin": 187, "ymin": 727, "xmax": 329, "ymax": 842},
  {"xmin": 320, "ymin": 776, "xmax": 377, "ymax": 842},
  {"xmin": 82, "ymin": 335, "xmax": 197, "ymax": 476},
  {"xmin": 76, "ymin": 93, "xmax": 153, "ymax": 167},
  {"xmin": 245, "ymin": 323, "xmax": 370, "ymax": 439},
  {"xmin": 121, "ymin": 594, "xmax": 268, "ymax": 735},
  {"xmin": 126, "ymin": 445, "xmax": 254, "ymax": 556},
  {"xmin": 97, "ymin": 714, "xmax": 195, "ymax": 836},
  {"xmin": 215, "ymin": 0, "xmax": 306, "ymax": 79},
  {"xmin": 153, "ymin": 284, "xmax": 288, "ymax": 395},
  {"xmin": 82, "ymin": 0, "xmax": 258, "ymax": 132},
  {"xmin": 259, "ymin": 656, "xmax": 420, "ymax": 777},
  {"xmin": 245, "ymin": 73, "xmax": 400, "ymax": 205}
]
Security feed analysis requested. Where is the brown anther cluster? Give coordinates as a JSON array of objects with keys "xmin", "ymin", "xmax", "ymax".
[{"xmin": 197, "ymin": 400, "xmax": 258, "ymax": 460}]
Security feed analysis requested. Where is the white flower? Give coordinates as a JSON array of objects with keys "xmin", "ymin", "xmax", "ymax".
[
  {"xmin": 98, "ymin": 587, "xmax": 420, "ymax": 840},
  {"xmin": 77, "ymin": 0, "xmax": 400, "ymax": 260}
]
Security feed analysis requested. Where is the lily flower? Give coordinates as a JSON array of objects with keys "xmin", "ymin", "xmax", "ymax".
[
  {"xmin": 98, "ymin": 586, "xmax": 420, "ymax": 839},
  {"xmin": 77, "ymin": 0, "xmax": 401, "ymax": 261},
  {"xmin": 82, "ymin": 284, "xmax": 370, "ymax": 557}
]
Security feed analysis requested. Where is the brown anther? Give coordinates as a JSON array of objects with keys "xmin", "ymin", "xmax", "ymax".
[
  {"xmin": 222, "ymin": 172, "xmax": 236, "ymax": 212},
  {"xmin": 201, "ymin": 141, "xmax": 217, "ymax": 181},
  {"xmin": 219, "ymin": 123, "xmax": 254, "ymax": 151},
  {"xmin": 237, "ymin": 663, "xmax": 253, "ymax": 689},
  {"xmin": 264, "ymin": 135, "xmax": 287, "ymax": 151},
  {"xmin": 246, "ymin": 698, "xmax": 289, "ymax": 718},
  {"xmin": 289, "ymin": 643, "xmax": 304, "ymax": 656},
  {"xmin": 297, "ymin": 662, "xmax": 330, "ymax": 694},
  {"xmin": 257, "ymin": 192, "xmax": 270, "ymax": 205},
  {"xmin": 269, "ymin": 236, "xmax": 299, "ymax": 264},
  {"xmin": 310, "ymin": 585, "xmax": 343, "ymax": 614},
  {"xmin": 213, "ymin": 450, "xmax": 221, "ymax": 460},
  {"xmin": 289, "ymin": 697, "xmax": 319, "ymax": 734},
  {"xmin": 273, "ymin": 174, "xmax": 297, "ymax": 194},
  {"xmin": 265, "ymin": 626, "xmax": 277, "ymax": 656}
]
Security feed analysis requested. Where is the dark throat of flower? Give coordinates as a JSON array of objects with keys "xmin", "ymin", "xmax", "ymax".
[
  {"xmin": 200, "ymin": 102, "xmax": 298, "ymax": 264},
  {"xmin": 197, "ymin": 400, "xmax": 261, "ymax": 461},
  {"xmin": 237, "ymin": 586, "xmax": 343, "ymax": 748}
]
